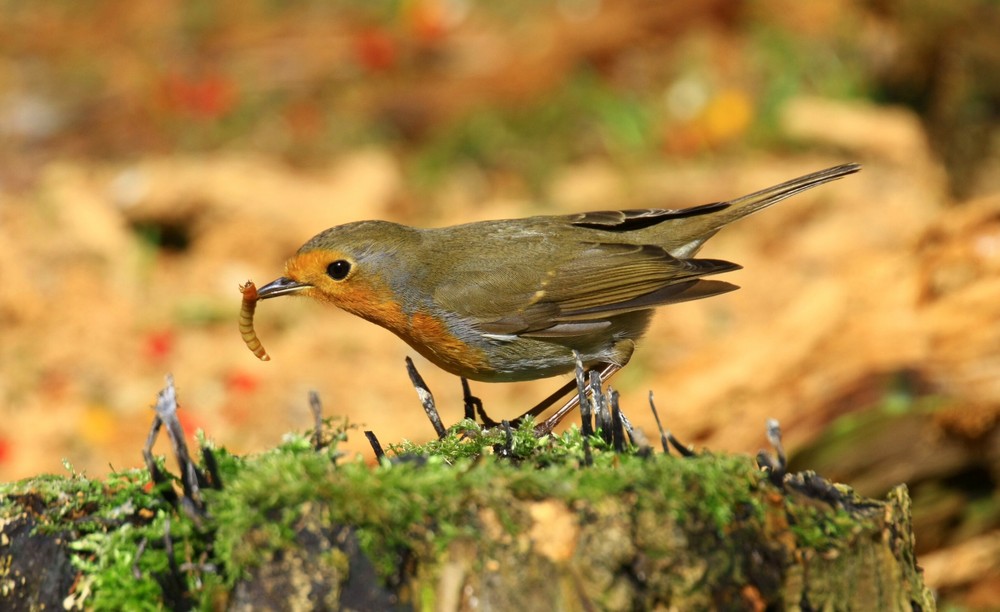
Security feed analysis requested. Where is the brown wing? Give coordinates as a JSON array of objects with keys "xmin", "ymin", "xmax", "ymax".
[{"xmin": 457, "ymin": 242, "xmax": 739, "ymax": 338}]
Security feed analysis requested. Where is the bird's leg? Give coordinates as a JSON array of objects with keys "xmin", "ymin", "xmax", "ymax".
[
  {"xmin": 461, "ymin": 377, "xmax": 506, "ymax": 428},
  {"xmin": 504, "ymin": 376, "xmax": 581, "ymax": 429},
  {"xmin": 533, "ymin": 363, "xmax": 621, "ymax": 436},
  {"xmin": 460, "ymin": 377, "xmax": 485, "ymax": 422},
  {"xmin": 479, "ymin": 362, "xmax": 619, "ymax": 433},
  {"xmin": 478, "ymin": 376, "xmax": 579, "ymax": 429}
]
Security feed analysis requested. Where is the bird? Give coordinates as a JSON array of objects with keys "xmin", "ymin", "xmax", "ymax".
[{"xmin": 256, "ymin": 163, "xmax": 860, "ymax": 431}]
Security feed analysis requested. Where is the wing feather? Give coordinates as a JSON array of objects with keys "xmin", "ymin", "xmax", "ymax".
[{"xmin": 466, "ymin": 242, "xmax": 739, "ymax": 338}]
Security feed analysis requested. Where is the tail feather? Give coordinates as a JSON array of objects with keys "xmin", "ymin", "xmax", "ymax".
[
  {"xmin": 722, "ymin": 163, "xmax": 861, "ymax": 224},
  {"xmin": 665, "ymin": 163, "xmax": 861, "ymax": 257}
]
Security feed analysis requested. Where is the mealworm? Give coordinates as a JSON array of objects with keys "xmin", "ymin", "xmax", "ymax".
[{"xmin": 239, "ymin": 280, "xmax": 271, "ymax": 361}]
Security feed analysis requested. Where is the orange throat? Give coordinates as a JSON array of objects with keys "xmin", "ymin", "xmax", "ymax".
[{"xmin": 289, "ymin": 252, "xmax": 490, "ymax": 377}]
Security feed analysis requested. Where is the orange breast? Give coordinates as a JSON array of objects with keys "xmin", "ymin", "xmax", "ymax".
[
  {"xmin": 285, "ymin": 250, "xmax": 492, "ymax": 377},
  {"xmin": 403, "ymin": 311, "xmax": 492, "ymax": 378},
  {"xmin": 357, "ymin": 299, "xmax": 492, "ymax": 378}
]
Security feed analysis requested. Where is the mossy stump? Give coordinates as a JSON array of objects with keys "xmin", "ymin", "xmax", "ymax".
[{"xmin": 1, "ymin": 423, "xmax": 934, "ymax": 610}]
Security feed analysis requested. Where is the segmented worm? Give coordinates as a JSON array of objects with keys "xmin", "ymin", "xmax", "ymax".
[{"xmin": 239, "ymin": 280, "xmax": 271, "ymax": 361}]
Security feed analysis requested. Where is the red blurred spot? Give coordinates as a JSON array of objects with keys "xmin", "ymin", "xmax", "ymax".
[
  {"xmin": 144, "ymin": 329, "xmax": 175, "ymax": 362},
  {"xmin": 0, "ymin": 436, "xmax": 10, "ymax": 464},
  {"xmin": 160, "ymin": 72, "xmax": 238, "ymax": 120},
  {"xmin": 355, "ymin": 27, "xmax": 397, "ymax": 72},
  {"xmin": 177, "ymin": 410, "xmax": 201, "ymax": 437},
  {"xmin": 227, "ymin": 370, "xmax": 260, "ymax": 394}
]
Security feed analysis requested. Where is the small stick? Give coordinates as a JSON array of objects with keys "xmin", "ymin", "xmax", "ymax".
[
  {"xmin": 590, "ymin": 371, "xmax": 611, "ymax": 443},
  {"xmin": 618, "ymin": 410, "xmax": 648, "ymax": 449},
  {"xmin": 498, "ymin": 420, "xmax": 514, "ymax": 458},
  {"xmin": 405, "ymin": 357, "xmax": 446, "ymax": 438},
  {"xmin": 610, "ymin": 390, "xmax": 626, "ymax": 453},
  {"xmin": 364, "ymin": 431, "xmax": 386, "ymax": 462},
  {"xmin": 756, "ymin": 418, "xmax": 787, "ymax": 485},
  {"xmin": 156, "ymin": 376, "xmax": 200, "ymax": 504},
  {"xmin": 309, "ymin": 390, "xmax": 325, "ymax": 451},
  {"xmin": 667, "ymin": 431, "xmax": 696, "ymax": 457},
  {"xmin": 132, "ymin": 539, "xmax": 148, "ymax": 579},
  {"xmin": 201, "ymin": 446, "xmax": 222, "ymax": 490},
  {"xmin": 163, "ymin": 515, "xmax": 179, "ymax": 578},
  {"xmin": 648, "ymin": 391, "xmax": 670, "ymax": 454},
  {"xmin": 582, "ymin": 435, "xmax": 593, "ymax": 468},
  {"xmin": 238, "ymin": 280, "xmax": 271, "ymax": 361},
  {"xmin": 143, "ymin": 414, "xmax": 178, "ymax": 506},
  {"xmin": 766, "ymin": 418, "xmax": 786, "ymax": 469},
  {"xmin": 574, "ymin": 354, "xmax": 593, "ymax": 438}
]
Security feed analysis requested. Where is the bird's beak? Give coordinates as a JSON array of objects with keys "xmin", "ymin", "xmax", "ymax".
[{"xmin": 256, "ymin": 277, "xmax": 311, "ymax": 299}]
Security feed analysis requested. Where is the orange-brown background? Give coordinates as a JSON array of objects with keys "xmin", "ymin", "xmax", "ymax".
[{"xmin": 1, "ymin": 1, "xmax": 998, "ymax": 606}]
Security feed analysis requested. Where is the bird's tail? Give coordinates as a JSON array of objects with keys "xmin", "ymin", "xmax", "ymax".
[
  {"xmin": 664, "ymin": 163, "xmax": 861, "ymax": 257},
  {"xmin": 721, "ymin": 163, "xmax": 861, "ymax": 225}
]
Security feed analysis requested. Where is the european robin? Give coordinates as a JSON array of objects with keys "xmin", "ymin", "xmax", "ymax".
[{"xmin": 256, "ymin": 163, "xmax": 859, "ymax": 426}]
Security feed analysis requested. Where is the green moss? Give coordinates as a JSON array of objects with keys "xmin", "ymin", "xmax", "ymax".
[
  {"xmin": 67, "ymin": 513, "xmax": 182, "ymax": 611},
  {"xmin": 1, "ymin": 465, "xmax": 198, "ymax": 611},
  {"xmin": 786, "ymin": 500, "xmax": 861, "ymax": 551},
  {"xmin": 2, "ymin": 417, "xmax": 897, "ymax": 608},
  {"xmin": 3, "ymin": 467, "xmax": 159, "ymax": 536},
  {"xmin": 203, "ymin": 420, "xmax": 776, "ymax": 593}
]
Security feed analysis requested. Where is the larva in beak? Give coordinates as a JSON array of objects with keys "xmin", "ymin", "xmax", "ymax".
[{"xmin": 238, "ymin": 280, "xmax": 271, "ymax": 361}]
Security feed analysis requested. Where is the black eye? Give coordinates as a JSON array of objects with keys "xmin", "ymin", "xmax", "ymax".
[{"xmin": 326, "ymin": 260, "xmax": 351, "ymax": 280}]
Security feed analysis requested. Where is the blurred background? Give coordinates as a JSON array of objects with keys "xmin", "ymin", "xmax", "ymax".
[{"xmin": 1, "ymin": 0, "xmax": 998, "ymax": 606}]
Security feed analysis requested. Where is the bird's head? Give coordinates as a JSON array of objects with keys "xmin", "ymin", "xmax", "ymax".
[{"xmin": 257, "ymin": 220, "xmax": 418, "ymax": 324}]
